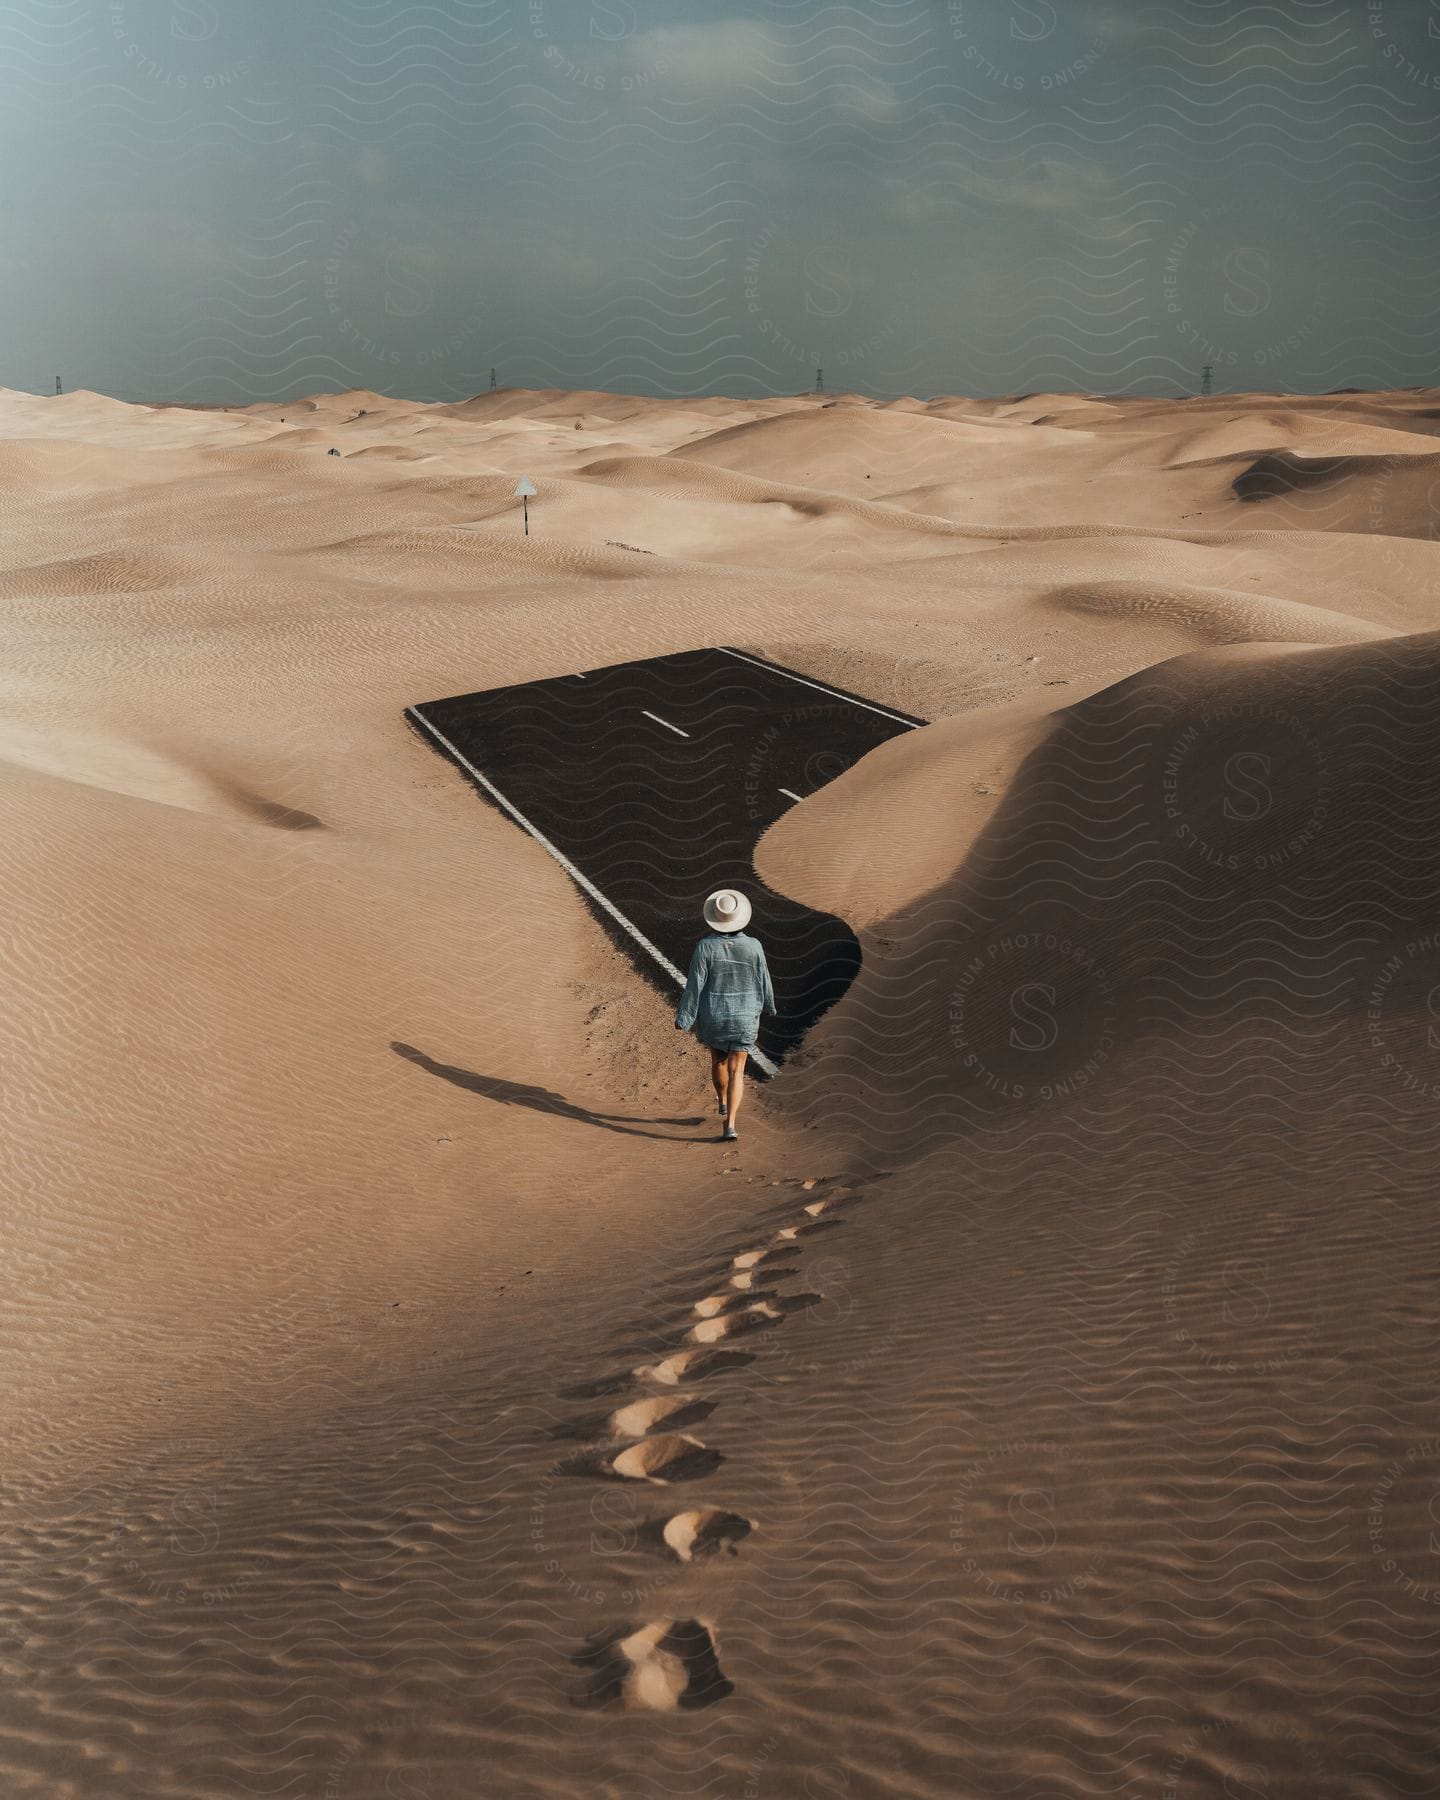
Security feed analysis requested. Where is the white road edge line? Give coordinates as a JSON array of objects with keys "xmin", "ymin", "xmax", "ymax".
[
  {"xmin": 642, "ymin": 709, "xmax": 690, "ymax": 738},
  {"xmin": 407, "ymin": 705, "xmax": 780, "ymax": 1079},
  {"xmin": 717, "ymin": 646, "xmax": 922, "ymax": 729},
  {"xmin": 778, "ymin": 788, "xmax": 803, "ymax": 803}
]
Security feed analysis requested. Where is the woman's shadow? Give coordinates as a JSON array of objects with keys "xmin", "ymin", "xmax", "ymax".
[{"xmin": 391, "ymin": 1043, "xmax": 705, "ymax": 1139}]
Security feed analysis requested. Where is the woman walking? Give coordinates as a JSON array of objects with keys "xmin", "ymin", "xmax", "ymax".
[{"xmin": 675, "ymin": 888, "xmax": 776, "ymax": 1142}]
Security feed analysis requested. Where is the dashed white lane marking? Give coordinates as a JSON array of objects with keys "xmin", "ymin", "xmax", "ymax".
[
  {"xmin": 778, "ymin": 788, "xmax": 803, "ymax": 803},
  {"xmin": 406, "ymin": 705, "xmax": 780, "ymax": 1080},
  {"xmin": 643, "ymin": 709, "xmax": 691, "ymax": 738},
  {"xmin": 717, "ymin": 645, "xmax": 922, "ymax": 730}
]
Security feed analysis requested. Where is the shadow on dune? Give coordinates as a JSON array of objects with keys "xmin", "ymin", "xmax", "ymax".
[
  {"xmin": 391, "ymin": 1041, "xmax": 704, "ymax": 1139},
  {"xmin": 1232, "ymin": 449, "xmax": 1355, "ymax": 500},
  {"xmin": 1230, "ymin": 446, "xmax": 1440, "ymax": 534},
  {"xmin": 204, "ymin": 772, "xmax": 326, "ymax": 830},
  {"xmin": 777, "ymin": 629, "xmax": 1440, "ymax": 1166}
]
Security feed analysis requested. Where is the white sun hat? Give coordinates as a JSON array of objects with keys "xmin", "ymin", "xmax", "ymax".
[{"xmin": 703, "ymin": 888, "xmax": 751, "ymax": 932}]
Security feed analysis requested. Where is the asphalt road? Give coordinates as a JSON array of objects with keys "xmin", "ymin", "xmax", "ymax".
[{"xmin": 407, "ymin": 646, "xmax": 926, "ymax": 1073}]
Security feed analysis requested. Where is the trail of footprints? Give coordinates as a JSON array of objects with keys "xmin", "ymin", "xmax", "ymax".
[{"xmin": 558, "ymin": 1175, "xmax": 859, "ymax": 1711}]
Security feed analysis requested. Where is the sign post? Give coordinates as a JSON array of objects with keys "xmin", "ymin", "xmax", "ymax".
[{"xmin": 514, "ymin": 475, "xmax": 537, "ymax": 536}]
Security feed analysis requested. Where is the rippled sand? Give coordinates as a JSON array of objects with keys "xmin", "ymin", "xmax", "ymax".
[{"xmin": 2, "ymin": 383, "xmax": 1438, "ymax": 1797}]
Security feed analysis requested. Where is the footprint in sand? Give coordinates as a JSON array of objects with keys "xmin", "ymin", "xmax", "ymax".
[
  {"xmin": 692, "ymin": 1290, "xmax": 750, "ymax": 1318},
  {"xmin": 731, "ymin": 1245, "xmax": 796, "ymax": 1273},
  {"xmin": 659, "ymin": 1508, "xmax": 754, "ymax": 1564},
  {"xmin": 554, "ymin": 1431, "xmax": 722, "ymax": 1484},
  {"xmin": 608, "ymin": 1394, "xmax": 712, "ymax": 1438},
  {"xmin": 774, "ymin": 1217, "xmax": 844, "ymax": 1242},
  {"xmin": 549, "ymin": 1393, "xmax": 714, "ymax": 1441},
  {"xmin": 728, "ymin": 1264, "xmax": 797, "ymax": 1292},
  {"xmin": 635, "ymin": 1345, "xmax": 756, "ymax": 1385},
  {"xmin": 573, "ymin": 1617, "xmax": 733, "ymax": 1710},
  {"xmin": 610, "ymin": 1433, "xmax": 723, "ymax": 1484},
  {"xmin": 562, "ymin": 1177, "xmax": 863, "ymax": 1705},
  {"xmin": 686, "ymin": 1301, "xmax": 781, "ymax": 1344}
]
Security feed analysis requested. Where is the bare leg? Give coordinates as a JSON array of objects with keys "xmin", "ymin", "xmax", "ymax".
[
  {"xmin": 710, "ymin": 1048, "xmax": 729, "ymax": 1112},
  {"xmin": 725, "ymin": 1049, "xmax": 747, "ymax": 1126}
]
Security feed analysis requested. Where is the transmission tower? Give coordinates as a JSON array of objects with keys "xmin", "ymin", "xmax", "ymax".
[
  {"xmin": 490, "ymin": 367, "xmax": 497, "ymax": 391},
  {"xmin": 1200, "ymin": 363, "xmax": 1213, "ymax": 397},
  {"xmin": 815, "ymin": 366, "xmax": 824, "ymax": 394},
  {"xmin": 55, "ymin": 375, "xmax": 62, "ymax": 395}
]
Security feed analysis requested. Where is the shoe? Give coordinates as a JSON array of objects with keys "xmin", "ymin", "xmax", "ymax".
[
  {"xmin": 717, "ymin": 1098, "xmax": 727, "ymax": 1116},
  {"xmin": 722, "ymin": 1124, "xmax": 738, "ymax": 1141}
]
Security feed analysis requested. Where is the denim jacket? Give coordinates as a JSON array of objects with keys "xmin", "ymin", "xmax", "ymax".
[{"xmin": 675, "ymin": 931, "xmax": 776, "ymax": 1047}]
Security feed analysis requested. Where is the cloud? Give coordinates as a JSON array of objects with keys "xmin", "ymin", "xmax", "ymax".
[
  {"xmin": 591, "ymin": 18, "xmax": 904, "ymax": 120},
  {"xmin": 610, "ymin": 18, "xmax": 771, "ymax": 89},
  {"xmin": 967, "ymin": 157, "xmax": 1111, "ymax": 219}
]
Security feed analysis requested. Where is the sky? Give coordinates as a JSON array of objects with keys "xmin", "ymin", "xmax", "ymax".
[{"xmin": 2, "ymin": 0, "xmax": 1438, "ymax": 402}]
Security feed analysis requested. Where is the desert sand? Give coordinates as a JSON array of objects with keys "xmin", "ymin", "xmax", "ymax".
[{"xmin": 2, "ymin": 382, "xmax": 1438, "ymax": 1798}]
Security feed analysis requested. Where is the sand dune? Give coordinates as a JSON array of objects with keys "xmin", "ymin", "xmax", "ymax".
[
  {"xmin": 1043, "ymin": 576, "xmax": 1387, "ymax": 646},
  {"xmin": 0, "ymin": 547, "xmax": 199, "ymax": 596},
  {"xmin": 1165, "ymin": 413, "xmax": 1440, "ymax": 467},
  {"xmin": 0, "ymin": 437, "xmax": 205, "ymax": 488},
  {"xmin": 2, "ymin": 381, "xmax": 1439, "ymax": 1800},
  {"xmin": 765, "ymin": 626, "xmax": 1440, "ymax": 1142},
  {"xmin": 0, "ymin": 722, "xmax": 227, "ymax": 816},
  {"xmin": 344, "ymin": 443, "xmax": 446, "ymax": 463},
  {"xmin": 675, "ymin": 403, "xmax": 1086, "ymax": 495},
  {"xmin": 1232, "ymin": 447, "xmax": 1440, "ymax": 535}
]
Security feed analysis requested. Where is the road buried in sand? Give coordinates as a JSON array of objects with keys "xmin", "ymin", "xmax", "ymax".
[{"xmin": 407, "ymin": 646, "xmax": 926, "ymax": 1072}]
